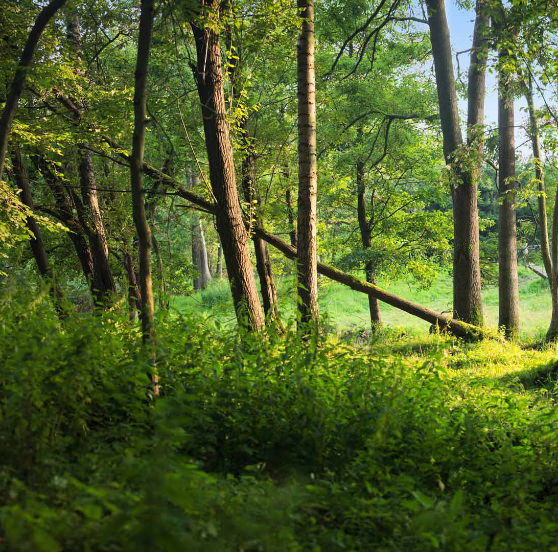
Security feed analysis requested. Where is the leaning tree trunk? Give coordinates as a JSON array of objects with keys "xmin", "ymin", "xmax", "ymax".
[
  {"xmin": 426, "ymin": 0, "xmax": 484, "ymax": 326},
  {"xmin": 241, "ymin": 147, "xmax": 281, "ymax": 325},
  {"xmin": 356, "ymin": 160, "xmax": 381, "ymax": 328},
  {"xmin": 525, "ymin": 76, "xmax": 557, "ymax": 340},
  {"xmin": 296, "ymin": 0, "xmax": 319, "ymax": 328},
  {"xmin": 191, "ymin": 2, "xmax": 264, "ymax": 331},
  {"xmin": 497, "ymin": 43, "xmax": 520, "ymax": 339},
  {"xmin": 99, "ymin": 151, "xmax": 486, "ymax": 340},
  {"xmin": 0, "ymin": 0, "xmax": 67, "ymax": 183},
  {"xmin": 131, "ymin": 0, "xmax": 158, "ymax": 394},
  {"xmin": 11, "ymin": 148, "xmax": 65, "ymax": 316}
]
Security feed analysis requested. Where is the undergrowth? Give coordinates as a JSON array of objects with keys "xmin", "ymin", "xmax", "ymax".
[{"xmin": 1, "ymin": 289, "xmax": 558, "ymax": 551}]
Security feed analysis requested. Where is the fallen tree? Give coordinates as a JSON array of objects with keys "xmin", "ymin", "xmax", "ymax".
[{"xmin": 139, "ymin": 159, "xmax": 484, "ymax": 340}]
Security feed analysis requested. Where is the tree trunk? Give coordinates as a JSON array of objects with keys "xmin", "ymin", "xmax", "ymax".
[
  {"xmin": 426, "ymin": 0, "xmax": 484, "ymax": 326},
  {"xmin": 187, "ymin": 169, "xmax": 212, "ymax": 291},
  {"xmin": 497, "ymin": 41, "xmax": 520, "ymax": 338},
  {"xmin": 525, "ymin": 76, "xmax": 557, "ymax": 340},
  {"xmin": 33, "ymin": 154, "xmax": 95, "ymax": 291},
  {"xmin": 241, "ymin": 148, "xmax": 281, "ymax": 325},
  {"xmin": 131, "ymin": 0, "xmax": 158, "ymax": 394},
  {"xmin": 296, "ymin": 0, "xmax": 319, "ymax": 328},
  {"xmin": 78, "ymin": 149, "xmax": 116, "ymax": 304},
  {"xmin": 190, "ymin": 3, "xmax": 264, "ymax": 331},
  {"xmin": 11, "ymin": 148, "xmax": 65, "ymax": 316},
  {"xmin": 0, "ymin": 0, "xmax": 67, "ymax": 183},
  {"xmin": 66, "ymin": 13, "xmax": 115, "ymax": 306},
  {"xmin": 356, "ymin": 161, "xmax": 381, "ymax": 327}
]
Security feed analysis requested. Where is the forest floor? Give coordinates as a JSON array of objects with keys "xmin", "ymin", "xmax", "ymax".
[
  {"xmin": 2, "ymin": 278, "xmax": 558, "ymax": 550},
  {"xmin": 174, "ymin": 265, "xmax": 551, "ymax": 339}
]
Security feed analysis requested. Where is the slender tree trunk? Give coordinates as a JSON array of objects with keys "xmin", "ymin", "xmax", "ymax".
[
  {"xmin": 241, "ymin": 148, "xmax": 281, "ymax": 325},
  {"xmin": 497, "ymin": 43, "xmax": 520, "ymax": 338},
  {"xmin": 426, "ymin": 0, "xmax": 484, "ymax": 326},
  {"xmin": 191, "ymin": 3, "xmax": 264, "ymax": 331},
  {"xmin": 11, "ymin": 148, "xmax": 65, "ymax": 316},
  {"xmin": 187, "ymin": 169, "xmax": 212, "ymax": 291},
  {"xmin": 296, "ymin": 0, "xmax": 319, "ymax": 328},
  {"xmin": 131, "ymin": 0, "xmax": 158, "ymax": 394},
  {"xmin": 356, "ymin": 161, "xmax": 381, "ymax": 327},
  {"xmin": 525, "ymin": 76, "xmax": 557, "ymax": 340},
  {"xmin": 0, "ymin": 0, "xmax": 67, "ymax": 183}
]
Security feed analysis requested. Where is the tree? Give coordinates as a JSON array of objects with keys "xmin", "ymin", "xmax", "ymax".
[
  {"xmin": 426, "ymin": 0, "xmax": 485, "ymax": 326},
  {"xmin": 131, "ymin": 0, "xmax": 158, "ymax": 393},
  {"xmin": 296, "ymin": 0, "xmax": 319, "ymax": 328},
  {"xmin": 190, "ymin": 1, "xmax": 264, "ymax": 331},
  {"xmin": 494, "ymin": 3, "xmax": 520, "ymax": 338}
]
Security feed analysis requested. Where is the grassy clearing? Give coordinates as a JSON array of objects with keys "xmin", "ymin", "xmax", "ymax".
[{"xmin": 173, "ymin": 266, "xmax": 552, "ymax": 338}]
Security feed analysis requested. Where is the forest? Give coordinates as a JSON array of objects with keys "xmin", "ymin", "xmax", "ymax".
[{"xmin": 1, "ymin": 0, "xmax": 558, "ymax": 549}]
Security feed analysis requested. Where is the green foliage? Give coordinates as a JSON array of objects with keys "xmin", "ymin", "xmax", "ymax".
[{"xmin": 2, "ymin": 292, "xmax": 558, "ymax": 550}]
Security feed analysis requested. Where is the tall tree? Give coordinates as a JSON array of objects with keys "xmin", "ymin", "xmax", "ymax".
[
  {"xmin": 524, "ymin": 75, "xmax": 558, "ymax": 341},
  {"xmin": 495, "ymin": 8, "xmax": 520, "ymax": 338},
  {"xmin": 0, "ymin": 0, "xmax": 67, "ymax": 184},
  {"xmin": 190, "ymin": 1, "xmax": 264, "ymax": 330},
  {"xmin": 131, "ymin": 0, "xmax": 158, "ymax": 393},
  {"xmin": 296, "ymin": 0, "xmax": 319, "ymax": 327},
  {"xmin": 426, "ymin": 0, "xmax": 484, "ymax": 326}
]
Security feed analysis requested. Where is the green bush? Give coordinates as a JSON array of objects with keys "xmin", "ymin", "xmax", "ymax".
[{"xmin": 1, "ymin": 291, "xmax": 558, "ymax": 550}]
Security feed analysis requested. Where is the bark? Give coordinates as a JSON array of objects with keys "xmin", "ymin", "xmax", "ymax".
[
  {"xmin": 0, "ymin": 0, "xmax": 67, "ymax": 183},
  {"xmin": 356, "ymin": 161, "xmax": 381, "ymax": 327},
  {"xmin": 11, "ymin": 149, "xmax": 65, "ymax": 316},
  {"xmin": 426, "ymin": 0, "xmax": 484, "ymax": 326},
  {"xmin": 497, "ymin": 43, "xmax": 520, "ymax": 338},
  {"xmin": 296, "ymin": 0, "xmax": 319, "ymax": 327},
  {"xmin": 187, "ymin": 169, "xmax": 212, "ymax": 291},
  {"xmin": 190, "ymin": 3, "xmax": 264, "ymax": 331},
  {"xmin": 241, "ymin": 148, "xmax": 281, "ymax": 325},
  {"xmin": 131, "ymin": 0, "xmax": 157, "ymax": 393}
]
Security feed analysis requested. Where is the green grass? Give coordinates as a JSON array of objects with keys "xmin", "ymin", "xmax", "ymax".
[{"xmin": 172, "ymin": 266, "xmax": 552, "ymax": 339}]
